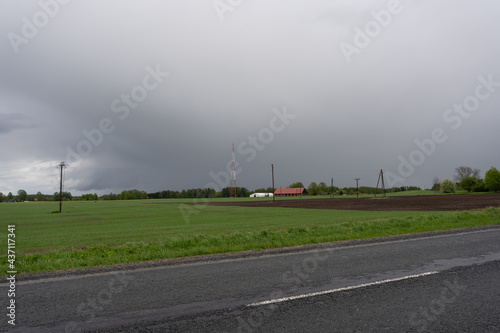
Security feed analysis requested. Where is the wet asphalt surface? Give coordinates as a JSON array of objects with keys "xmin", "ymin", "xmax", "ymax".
[{"xmin": 1, "ymin": 228, "xmax": 499, "ymax": 332}]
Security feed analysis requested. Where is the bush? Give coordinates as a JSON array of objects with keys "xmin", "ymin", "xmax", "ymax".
[
  {"xmin": 440, "ymin": 179, "xmax": 457, "ymax": 193},
  {"xmin": 459, "ymin": 177, "xmax": 478, "ymax": 193},
  {"xmin": 472, "ymin": 179, "xmax": 488, "ymax": 192},
  {"xmin": 485, "ymin": 167, "xmax": 500, "ymax": 192}
]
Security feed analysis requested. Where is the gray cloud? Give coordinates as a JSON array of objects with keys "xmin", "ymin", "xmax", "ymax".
[{"xmin": 1, "ymin": 0, "xmax": 499, "ymax": 195}]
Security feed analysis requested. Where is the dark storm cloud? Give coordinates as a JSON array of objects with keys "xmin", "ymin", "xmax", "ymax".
[{"xmin": 1, "ymin": 0, "xmax": 499, "ymax": 195}]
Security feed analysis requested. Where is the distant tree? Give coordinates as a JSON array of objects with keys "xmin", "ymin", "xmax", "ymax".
[
  {"xmin": 217, "ymin": 187, "xmax": 249, "ymax": 197},
  {"xmin": 0, "ymin": 192, "xmax": 3, "ymax": 202},
  {"xmin": 119, "ymin": 189, "xmax": 147, "ymax": 200},
  {"xmin": 7, "ymin": 192, "xmax": 13, "ymax": 200},
  {"xmin": 160, "ymin": 190, "xmax": 180, "ymax": 199},
  {"xmin": 472, "ymin": 178, "xmax": 488, "ymax": 192},
  {"xmin": 101, "ymin": 192, "xmax": 118, "ymax": 200},
  {"xmin": 219, "ymin": 187, "xmax": 230, "ymax": 197},
  {"xmin": 440, "ymin": 179, "xmax": 457, "ymax": 193},
  {"xmin": 17, "ymin": 189, "xmax": 28, "ymax": 202},
  {"xmin": 54, "ymin": 191, "xmax": 72, "ymax": 201},
  {"xmin": 432, "ymin": 177, "xmax": 440, "ymax": 192},
  {"xmin": 289, "ymin": 182, "xmax": 304, "ymax": 188},
  {"xmin": 237, "ymin": 187, "xmax": 250, "ymax": 197},
  {"xmin": 453, "ymin": 166, "xmax": 480, "ymax": 182},
  {"xmin": 459, "ymin": 177, "xmax": 478, "ymax": 193},
  {"xmin": 206, "ymin": 188, "xmax": 216, "ymax": 198},
  {"xmin": 36, "ymin": 192, "xmax": 44, "ymax": 201},
  {"xmin": 484, "ymin": 167, "xmax": 500, "ymax": 192},
  {"xmin": 81, "ymin": 193, "xmax": 99, "ymax": 201},
  {"xmin": 307, "ymin": 182, "xmax": 324, "ymax": 196},
  {"xmin": 318, "ymin": 182, "xmax": 328, "ymax": 194}
]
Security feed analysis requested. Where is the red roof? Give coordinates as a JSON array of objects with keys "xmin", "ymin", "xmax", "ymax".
[{"xmin": 274, "ymin": 188, "xmax": 306, "ymax": 195}]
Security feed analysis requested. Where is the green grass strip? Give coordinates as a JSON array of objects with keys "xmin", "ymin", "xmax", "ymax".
[{"xmin": 6, "ymin": 207, "xmax": 500, "ymax": 275}]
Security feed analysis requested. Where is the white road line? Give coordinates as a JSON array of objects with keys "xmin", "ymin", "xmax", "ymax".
[{"xmin": 247, "ymin": 271, "xmax": 439, "ymax": 307}]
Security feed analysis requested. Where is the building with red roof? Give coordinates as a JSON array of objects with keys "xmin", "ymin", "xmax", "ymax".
[{"xmin": 274, "ymin": 187, "xmax": 308, "ymax": 197}]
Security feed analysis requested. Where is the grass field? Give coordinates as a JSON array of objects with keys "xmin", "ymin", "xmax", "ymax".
[{"xmin": 1, "ymin": 194, "xmax": 499, "ymax": 274}]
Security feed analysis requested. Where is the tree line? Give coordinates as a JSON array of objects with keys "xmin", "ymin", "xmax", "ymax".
[
  {"xmin": 433, "ymin": 166, "xmax": 500, "ymax": 194},
  {"xmin": 2, "ymin": 165, "xmax": 499, "ymax": 202},
  {"xmin": 147, "ymin": 187, "xmax": 252, "ymax": 199},
  {"xmin": 280, "ymin": 181, "xmax": 421, "ymax": 196}
]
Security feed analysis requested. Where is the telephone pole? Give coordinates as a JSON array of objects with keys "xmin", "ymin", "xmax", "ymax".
[
  {"xmin": 331, "ymin": 178, "xmax": 334, "ymax": 199},
  {"xmin": 354, "ymin": 178, "xmax": 360, "ymax": 198},
  {"xmin": 59, "ymin": 162, "xmax": 67, "ymax": 212},
  {"xmin": 272, "ymin": 164, "xmax": 275, "ymax": 203},
  {"xmin": 230, "ymin": 143, "xmax": 237, "ymax": 198}
]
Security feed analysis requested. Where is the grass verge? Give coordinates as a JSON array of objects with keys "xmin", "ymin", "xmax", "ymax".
[{"xmin": 6, "ymin": 207, "xmax": 500, "ymax": 275}]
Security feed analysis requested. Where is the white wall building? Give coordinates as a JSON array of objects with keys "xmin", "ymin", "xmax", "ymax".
[{"xmin": 249, "ymin": 193, "xmax": 274, "ymax": 198}]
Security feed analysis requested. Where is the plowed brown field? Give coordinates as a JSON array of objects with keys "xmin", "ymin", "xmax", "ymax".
[{"xmin": 206, "ymin": 193, "xmax": 500, "ymax": 211}]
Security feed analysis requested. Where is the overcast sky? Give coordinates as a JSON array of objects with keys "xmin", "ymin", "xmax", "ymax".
[{"xmin": 1, "ymin": 0, "xmax": 499, "ymax": 195}]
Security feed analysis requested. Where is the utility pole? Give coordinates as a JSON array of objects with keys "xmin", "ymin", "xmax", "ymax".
[
  {"xmin": 331, "ymin": 178, "xmax": 334, "ymax": 199},
  {"xmin": 354, "ymin": 178, "xmax": 360, "ymax": 198},
  {"xmin": 59, "ymin": 162, "xmax": 67, "ymax": 213},
  {"xmin": 374, "ymin": 169, "xmax": 386, "ymax": 198},
  {"xmin": 230, "ymin": 143, "xmax": 237, "ymax": 198},
  {"xmin": 272, "ymin": 164, "xmax": 275, "ymax": 203},
  {"xmin": 380, "ymin": 169, "xmax": 386, "ymax": 198}
]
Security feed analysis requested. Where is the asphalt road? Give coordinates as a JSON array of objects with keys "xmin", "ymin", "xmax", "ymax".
[{"xmin": 2, "ymin": 228, "xmax": 499, "ymax": 332}]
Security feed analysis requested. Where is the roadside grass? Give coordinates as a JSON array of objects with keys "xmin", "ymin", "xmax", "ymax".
[{"xmin": 1, "ymin": 200, "xmax": 499, "ymax": 275}]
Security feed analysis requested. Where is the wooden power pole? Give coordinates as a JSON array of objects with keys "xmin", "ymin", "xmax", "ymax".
[
  {"xmin": 59, "ymin": 162, "xmax": 67, "ymax": 213},
  {"xmin": 354, "ymin": 178, "xmax": 360, "ymax": 198},
  {"xmin": 272, "ymin": 164, "xmax": 275, "ymax": 203}
]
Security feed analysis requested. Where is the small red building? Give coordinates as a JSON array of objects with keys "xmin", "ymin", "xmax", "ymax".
[{"xmin": 274, "ymin": 187, "xmax": 308, "ymax": 197}]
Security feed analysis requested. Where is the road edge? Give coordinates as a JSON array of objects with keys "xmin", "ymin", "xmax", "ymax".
[{"xmin": 13, "ymin": 224, "xmax": 500, "ymax": 282}]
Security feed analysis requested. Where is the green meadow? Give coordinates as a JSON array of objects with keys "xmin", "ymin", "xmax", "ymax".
[{"xmin": 1, "ymin": 196, "xmax": 499, "ymax": 274}]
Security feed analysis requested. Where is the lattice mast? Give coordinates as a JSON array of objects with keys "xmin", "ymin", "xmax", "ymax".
[{"xmin": 230, "ymin": 143, "xmax": 237, "ymax": 198}]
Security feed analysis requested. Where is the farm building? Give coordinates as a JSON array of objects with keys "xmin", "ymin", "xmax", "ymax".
[
  {"xmin": 249, "ymin": 193, "xmax": 274, "ymax": 198},
  {"xmin": 274, "ymin": 188, "xmax": 308, "ymax": 197}
]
